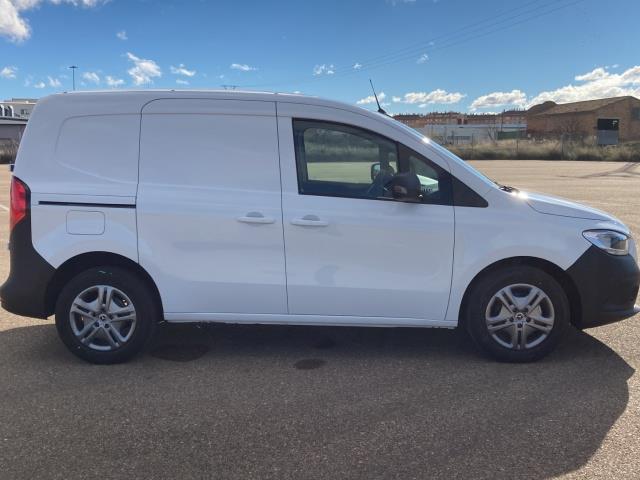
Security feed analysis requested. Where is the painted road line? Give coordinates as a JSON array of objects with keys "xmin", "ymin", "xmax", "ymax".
[{"xmin": 0, "ymin": 204, "xmax": 9, "ymax": 212}]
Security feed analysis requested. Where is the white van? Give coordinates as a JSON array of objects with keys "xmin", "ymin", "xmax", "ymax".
[{"xmin": 1, "ymin": 91, "xmax": 638, "ymax": 364}]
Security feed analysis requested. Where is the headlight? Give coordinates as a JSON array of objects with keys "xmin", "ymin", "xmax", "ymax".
[{"xmin": 582, "ymin": 230, "xmax": 630, "ymax": 256}]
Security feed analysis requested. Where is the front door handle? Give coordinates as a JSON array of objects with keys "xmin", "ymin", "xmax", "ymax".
[
  {"xmin": 237, "ymin": 212, "xmax": 276, "ymax": 224},
  {"xmin": 291, "ymin": 215, "xmax": 329, "ymax": 227}
]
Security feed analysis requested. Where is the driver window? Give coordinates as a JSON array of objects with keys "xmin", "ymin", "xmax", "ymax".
[{"xmin": 293, "ymin": 119, "xmax": 398, "ymax": 200}]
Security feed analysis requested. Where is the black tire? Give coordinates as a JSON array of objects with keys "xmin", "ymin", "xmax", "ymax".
[
  {"xmin": 55, "ymin": 266, "xmax": 158, "ymax": 364},
  {"xmin": 464, "ymin": 265, "xmax": 569, "ymax": 363}
]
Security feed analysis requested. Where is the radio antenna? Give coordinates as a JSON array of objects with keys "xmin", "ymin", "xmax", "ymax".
[{"xmin": 369, "ymin": 79, "xmax": 388, "ymax": 116}]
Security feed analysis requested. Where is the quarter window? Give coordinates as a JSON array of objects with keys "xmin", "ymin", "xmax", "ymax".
[{"xmin": 400, "ymin": 144, "xmax": 452, "ymax": 205}]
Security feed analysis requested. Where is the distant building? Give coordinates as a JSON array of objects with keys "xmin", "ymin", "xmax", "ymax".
[
  {"xmin": 0, "ymin": 99, "xmax": 37, "ymax": 147},
  {"xmin": 393, "ymin": 114, "xmax": 432, "ymax": 128},
  {"xmin": 0, "ymin": 117, "xmax": 27, "ymax": 146},
  {"xmin": 466, "ymin": 110, "xmax": 527, "ymax": 126},
  {"xmin": 393, "ymin": 110, "xmax": 527, "ymax": 144},
  {"xmin": 1, "ymin": 98, "xmax": 38, "ymax": 119},
  {"xmin": 527, "ymin": 96, "xmax": 640, "ymax": 144}
]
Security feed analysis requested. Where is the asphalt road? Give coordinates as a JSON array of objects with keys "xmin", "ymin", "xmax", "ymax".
[{"xmin": 0, "ymin": 161, "xmax": 639, "ymax": 480}]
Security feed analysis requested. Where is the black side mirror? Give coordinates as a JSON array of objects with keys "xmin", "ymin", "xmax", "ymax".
[
  {"xmin": 371, "ymin": 162, "xmax": 396, "ymax": 182},
  {"xmin": 370, "ymin": 162, "xmax": 381, "ymax": 182},
  {"xmin": 387, "ymin": 172, "xmax": 422, "ymax": 203}
]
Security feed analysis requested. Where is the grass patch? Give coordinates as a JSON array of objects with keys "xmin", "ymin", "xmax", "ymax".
[{"xmin": 448, "ymin": 140, "xmax": 640, "ymax": 162}]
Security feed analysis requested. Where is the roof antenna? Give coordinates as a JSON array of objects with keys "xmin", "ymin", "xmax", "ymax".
[{"xmin": 369, "ymin": 79, "xmax": 388, "ymax": 116}]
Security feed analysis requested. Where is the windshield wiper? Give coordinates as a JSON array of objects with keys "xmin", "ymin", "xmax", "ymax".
[{"xmin": 495, "ymin": 182, "xmax": 519, "ymax": 194}]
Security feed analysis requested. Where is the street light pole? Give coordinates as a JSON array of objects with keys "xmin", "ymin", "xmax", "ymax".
[{"xmin": 69, "ymin": 65, "xmax": 78, "ymax": 91}]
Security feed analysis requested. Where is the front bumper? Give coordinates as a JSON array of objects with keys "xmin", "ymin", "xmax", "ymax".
[{"xmin": 566, "ymin": 245, "xmax": 640, "ymax": 329}]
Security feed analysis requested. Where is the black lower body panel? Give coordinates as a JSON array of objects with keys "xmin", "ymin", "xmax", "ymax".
[
  {"xmin": 567, "ymin": 245, "xmax": 640, "ymax": 328},
  {"xmin": 0, "ymin": 215, "xmax": 55, "ymax": 319}
]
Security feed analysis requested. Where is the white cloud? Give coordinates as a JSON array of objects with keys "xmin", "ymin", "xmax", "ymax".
[
  {"xmin": 230, "ymin": 63, "xmax": 257, "ymax": 72},
  {"xmin": 126, "ymin": 52, "xmax": 162, "ymax": 85},
  {"xmin": 528, "ymin": 65, "xmax": 640, "ymax": 106},
  {"xmin": 176, "ymin": 78, "xmax": 189, "ymax": 85},
  {"xmin": 0, "ymin": 65, "xmax": 17, "ymax": 78},
  {"xmin": 82, "ymin": 71, "xmax": 100, "ymax": 84},
  {"xmin": 313, "ymin": 64, "xmax": 335, "ymax": 76},
  {"xmin": 47, "ymin": 75, "xmax": 61, "ymax": 88},
  {"xmin": 397, "ymin": 89, "xmax": 466, "ymax": 105},
  {"xmin": 116, "ymin": 30, "xmax": 127, "ymax": 40},
  {"xmin": 34, "ymin": 81, "xmax": 45, "ymax": 88},
  {"xmin": 416, "ymin": 53, "xmax": 429, "ymax": 64},
  {"xmin": 353, "ymin": 62, "xmax": 362, "ymax": 70},
  {"xmin": 392, "ymin": 96, "xmax": 402, "ymax": 103},
  {"xmin": 464, "ymin": 65, "xmax": 640, "ymax": 111},
  {"xmin": 469, "ymin": 89, "xmax": 527, "ymax": 110},
  {"xmin": 388, "ymin": 0, "xmax": 416, "ymax": 5},
  {"xmin": 574, "ymin": 67, "xmax": 607, "ymax": 82},
  {"xmin": 0, "ymin": 0, "xmax": 108, "ymax": 43},
  {"xmin": 170, "ymin": 64, "xmax": 196, "ymax": 77},
  {"xmin": 357, "ymin": 92, "xmax": 386, "ymax": 105},
  {"xmin": 105, "ymin": 75, "xmax": 124, "ymax": 87}
]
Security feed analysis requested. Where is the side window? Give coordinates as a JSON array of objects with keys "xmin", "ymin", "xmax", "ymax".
[
  {"xmin": 399, "ymin": 144, "xmax": 453, "ymax": 206},
  {"xmin": 293, "ymin": 119, "xmax": 398, "ymax": 200}
]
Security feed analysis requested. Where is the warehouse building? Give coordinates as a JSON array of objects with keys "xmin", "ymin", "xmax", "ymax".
[
  {"xmin": 0, "ymin": 117, "xmax": 27, "ymax": 146},
  {"xmin": 527, "ymin": 96, "xmax": 640, "ymax": 144},
  {"xmin": 1, "ymin": 98, "xmax": 37, "ymax": 119},
  {"xmin": 0, "ymin": 99, "xmax": 36, "ymax": 150}
]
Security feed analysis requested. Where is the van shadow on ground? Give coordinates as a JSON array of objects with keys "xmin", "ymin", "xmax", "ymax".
[{"xmin": 0, "ymin": 322, "xmax": 633, "ymax": 480}]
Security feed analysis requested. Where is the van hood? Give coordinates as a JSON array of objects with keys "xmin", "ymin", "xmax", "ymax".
[{"xmin": 525, "ymin": 192, "xmax": 615, "ymax": 221}]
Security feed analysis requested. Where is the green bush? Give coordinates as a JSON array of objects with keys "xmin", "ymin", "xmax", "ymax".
[{"xmin": 0, "ymin": 141, "xmax": 18, "ymax": 164}]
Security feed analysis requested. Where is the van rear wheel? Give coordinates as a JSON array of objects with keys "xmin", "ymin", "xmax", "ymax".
[
  {"xmin": 55, "ymin": 267, "xmax": 157, "ymax": 364},
  {"xmin": 464, "ymin": 265, "xmax": 569, "ymax": 362}
]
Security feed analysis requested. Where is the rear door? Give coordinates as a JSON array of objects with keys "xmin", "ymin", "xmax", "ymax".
[
  {"xmin": 277, "ymin": 104, "xmax": 455, "ymax": 322},
  {"xmin": 137, "ymin": 99, "xmax": 287, "ymax": 316}
]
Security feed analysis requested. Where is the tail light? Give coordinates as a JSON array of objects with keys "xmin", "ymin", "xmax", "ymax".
[{"xmin": 10, "ymin": 176, "xmax": 28, "ymax": 231}]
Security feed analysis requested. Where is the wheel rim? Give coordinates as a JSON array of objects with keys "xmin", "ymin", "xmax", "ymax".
[
  {"xmin": 485, "ymin": 283, "xmax": 555, "ymax": 350},
  {"xmin": 69, "ymin": 285, "xmax": 137, "ymax": 352}
]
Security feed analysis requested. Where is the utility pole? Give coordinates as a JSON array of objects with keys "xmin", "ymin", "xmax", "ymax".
[{"xmin": 69, "ymin": 66, "xmax": 78, "ymax": 91}]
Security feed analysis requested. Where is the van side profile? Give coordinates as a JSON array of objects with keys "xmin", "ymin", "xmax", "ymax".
[{"xmin": 2, "ymin": 91, "xmax": 638, "ymax": 363}]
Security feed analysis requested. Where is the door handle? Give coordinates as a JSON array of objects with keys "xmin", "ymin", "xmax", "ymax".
[
  {"xmin": 291, "ymin": 215, "xmax": 329, "ymax": 227},
  {"xmin": 237, "ymin": 212, "xmax": 276, "ymax": 224}
]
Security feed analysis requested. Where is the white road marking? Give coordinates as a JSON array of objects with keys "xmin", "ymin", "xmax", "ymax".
[{"xmin": 0, "ymin": 204, "xmax": 8, "ymax": 212}]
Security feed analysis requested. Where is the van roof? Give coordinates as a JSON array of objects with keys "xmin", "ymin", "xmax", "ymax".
[
  {"xmin": 64, "ymin": 89, "xmax": 296, "ymax": 98},
  {"xmin": 42, "ymin": 89, "xmax": 379, "ymax": 119}
]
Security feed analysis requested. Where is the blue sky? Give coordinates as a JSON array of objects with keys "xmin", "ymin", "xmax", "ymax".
[{"xmin": 1, "ymin": 0, "xmax": 639, "ymax": 113}]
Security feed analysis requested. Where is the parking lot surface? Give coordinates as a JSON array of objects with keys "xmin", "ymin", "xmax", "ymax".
[{"xmin": 0, "ymin": 161, "xmax": 639, "ymax": 480}]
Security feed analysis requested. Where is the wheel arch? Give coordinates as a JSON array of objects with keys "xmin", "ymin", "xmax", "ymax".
[
  {"xmin": 458, "ymin": 256, "xmax": 582, "ymax": 328},
  {"xmin": 45, "ymin": 252, "xmax": 164, "ymax": 319}
]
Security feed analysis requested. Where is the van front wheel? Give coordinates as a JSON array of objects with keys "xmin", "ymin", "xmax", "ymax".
[
  {"xmin": 55, "ymin": 267, "xmax": 157, "ymax": 364},
  {"xmin": 464, "ymin": 266, "xmax": 569, "ymax": 362}
]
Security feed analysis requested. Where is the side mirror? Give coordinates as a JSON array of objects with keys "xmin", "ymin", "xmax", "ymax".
[
  {"xmin": 370, "ymin": 162, "xmax": 381, "ymax": 182},
  {"xmin": 371, "ymin": 162, "xmax": 396, "ymax": 182},
  {"xmin": 387, "ymin": 172, "xmax": 422, "ymax": 203}
]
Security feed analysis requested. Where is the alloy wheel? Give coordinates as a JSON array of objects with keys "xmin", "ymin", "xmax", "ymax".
[
  {"xmin": 69, "ymin": 285, "xmax": 137, "ymax": 352},
  {"xmin": 485, "ymin": 283, "xmax": 555, "ymax": 350}
]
